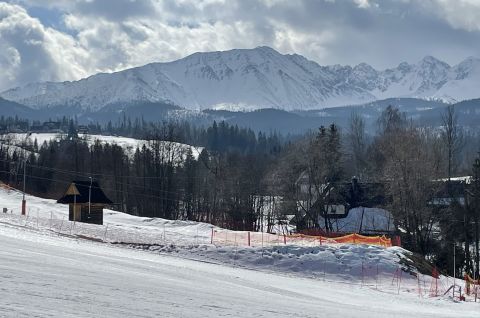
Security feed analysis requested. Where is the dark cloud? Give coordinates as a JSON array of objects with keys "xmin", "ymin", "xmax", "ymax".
[
  {"xmin": 152, "ymin": 0, "xmax": 480, "ymax": 67},
  {"xmin": 1, "ymin": 0, "xmax": 480, "ymax": 91}
]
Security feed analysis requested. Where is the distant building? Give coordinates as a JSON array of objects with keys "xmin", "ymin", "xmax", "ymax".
[
  {"xmin": 295, "ymin": 176, "xmax": 394, "ymax": 235},
  {"xmin": 429, "ymin": 177, "xmax": 471, "ymax": 207},
  {"xmin": 57, "ymin": 180, "xmax": 113, "ymax": 225}
]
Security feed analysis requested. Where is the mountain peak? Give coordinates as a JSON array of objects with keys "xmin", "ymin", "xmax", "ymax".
[
  {"xmin": 253, "ymin": 45, "xmax": 278, "ymax": 53},
  {"xmin": 456, "ymin": 56, "xmax": 480, "ymax": 67},
  {"xmin": 1, "ymin": 48, "xmax": 479, "ymax": 112},
  {"xmin": 418, "ymin": 55, "xmax": 449, "ymax": 68}
]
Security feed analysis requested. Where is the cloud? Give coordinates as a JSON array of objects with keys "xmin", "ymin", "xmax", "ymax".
[
  {"xmin": 0, "ymin": 0, "xmax": 479, "ymax": 92},
  {"xmin": 427, "ymin": 0, "xmax": 480, "ymax": 32},
  {"xmin": 0, "ymin": 2, "xmax": 90, "ymax": 90}
]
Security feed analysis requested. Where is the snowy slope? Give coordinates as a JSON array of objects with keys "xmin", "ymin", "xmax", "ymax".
[
  {"xmin": 0, "ymin": 184, "xmax": 478, "ymax": 317},
  {"xmin": 2, "ymin": 225, "xmax": 479, "ymax": 318},
  {"xmin": 0, "ymin": 184, "xmax": 468, "ymax": 295},
  {"xmin": 1, "ymin": 133, "xmax": 203, "ymax": 161},
  {"xmin": 2, "ymin": 47, "xmax": 480, "ymax": 111}
]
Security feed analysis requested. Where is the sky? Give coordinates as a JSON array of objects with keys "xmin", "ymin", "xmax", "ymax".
[{"xmin": 1, "ymin": 0, "xmax": 480, "ymax": 91}]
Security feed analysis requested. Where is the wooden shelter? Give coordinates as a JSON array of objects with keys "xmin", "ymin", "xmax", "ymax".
[{"xmin": 57, "ymin": 180, "xmax": 112, "ymax": 225}]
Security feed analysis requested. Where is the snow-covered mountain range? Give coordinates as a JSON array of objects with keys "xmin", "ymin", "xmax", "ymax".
[{"xmin": 2, "ymin": 46, "xmax": 480, "ymax": 111}]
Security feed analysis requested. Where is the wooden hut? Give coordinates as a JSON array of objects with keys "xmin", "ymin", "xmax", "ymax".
[{"xmin": 57, "ymin": 180, "xmax": 112, "ymax": 225}]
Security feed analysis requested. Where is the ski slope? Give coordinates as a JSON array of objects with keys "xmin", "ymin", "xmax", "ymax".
[
  {"xmin": 1, "ymin": 223, "xmax": 478, "ymax": 318},
  {"xmin": 0, "ymin": 185, "xmax": 479, "ymax": 316}
]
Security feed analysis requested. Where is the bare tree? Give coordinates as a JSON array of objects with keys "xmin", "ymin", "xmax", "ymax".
[
  {"xmin": 348, "ymin": 112, "xmax": 366, "ymax": 177},
  {"xmin": 441, "ymin": 105, "xmax": 464, "ymax": 180},
  {"xmin": 375, "ymin": 106, "xmax": 442, "ymax": 254},
  {"xmin": 382, "ymin": 125, "xmax": 440, "ymax": 254}
]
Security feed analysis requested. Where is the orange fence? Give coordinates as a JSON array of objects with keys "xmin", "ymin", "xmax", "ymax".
[
  {"xmin": 323, "ymin": 233, "xmax": 392, "ymax": 246},
  {"xmin": 211, "ymin": 230, "xmax": 392, "ymax": 247},
  {"xmin": 464, "ymin": 274, "xmax": 480, "ymax": 299}
]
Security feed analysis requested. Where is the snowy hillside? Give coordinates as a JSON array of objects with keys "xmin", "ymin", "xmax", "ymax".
[
  {"xmin": 1, "ymin": 133, "xmax": 202, "ymax": 162},
  {"xmin": 0, "ymin": 185, "xmax": 479, "ymax": 317},
  {"xmin": 2, "ymin": 47, "xmax": 480, "ymax": 112}
]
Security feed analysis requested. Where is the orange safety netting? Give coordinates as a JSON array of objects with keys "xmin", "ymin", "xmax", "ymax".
[
  {"xmin": 464, "ymin": 274, "xmax": 480, "ymax": 284},
  {"xmin": 290, "ymin": 233, "xmax": 392, "ymax": 247},
  {"xmin": 464, "ymin": 274, "xmax": 480, "ymax": 296},
  {"xmin": 212, "ymin": 229, "xmax": 392, "ymax": 247}
]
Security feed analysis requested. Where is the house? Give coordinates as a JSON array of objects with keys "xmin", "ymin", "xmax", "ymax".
[
  {"xmin": 429, "ymin": 177, "xmax": 471, "ymax": 207},
  {"xmin": 296, "ymin": 176, "xmax": 394, "ymax": 235},
  {"xmin": 57, "ymin": 180, "xmax": 112, "ymax": 225}
]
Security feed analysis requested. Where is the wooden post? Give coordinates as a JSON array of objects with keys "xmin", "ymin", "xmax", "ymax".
[
  {"xmin": 248, "ymin": 232, "xmax": 251, "ymax": 246},
  {"xmin": 21, "ymin": 200, "xmax": 26, "ymax": 216},
  {"xmin": 21, "ymin": 160, "xmax": 26, "ymax": 215},
  {"xmin": 210, "ymin": 228, "xmax": 214, "ymax": 244}
]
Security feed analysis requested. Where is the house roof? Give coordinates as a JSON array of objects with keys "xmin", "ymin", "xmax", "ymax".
[
  {"xmin": 305, "ymin": 179, "xmax": 389, "ymax": 219},
  {"xmin": 57, "ymin": 180, "xmax": 113, "ymax": 204},
  {"xmin": 337, "ymin": 181, "xmax": 388, "ymax": 208}
]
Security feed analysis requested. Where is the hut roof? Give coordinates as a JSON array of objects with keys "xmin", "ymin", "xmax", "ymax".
[{"xmin": 57, "ymin": 180, "xmax": 113, "ymax": 204}]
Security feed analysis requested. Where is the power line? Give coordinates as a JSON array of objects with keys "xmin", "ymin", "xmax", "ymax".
[
  {"xmin": 0, "ymin": 156, "xmax": 214, "ymax": 181},
  {"xmin": 0, "ymin": 157, "xmax": 253, "ymax": 192},
  {"xmin": 0, "ymin": 169, "xmax": 186, "ymax": 203}
]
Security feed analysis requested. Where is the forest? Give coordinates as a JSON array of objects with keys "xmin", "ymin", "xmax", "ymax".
[{"xmin": 1, "ymin": 105, "xmax": 480, "ymax": 278}]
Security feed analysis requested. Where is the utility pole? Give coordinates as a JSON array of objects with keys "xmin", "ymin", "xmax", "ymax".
[
  {"xmin": 21, "ymin": 160, "xmax": 26, "ymax": 215},
  {"xmin": 73, "ymin": 182, "xmax": 77, "ymax": 221},
  {"xmin": 88, "ymin": 176, "xmax": 92, "ymax": 216},
  {"xmin": 453, "ymin": 242, "xmax": 456, "ymax": 298}
]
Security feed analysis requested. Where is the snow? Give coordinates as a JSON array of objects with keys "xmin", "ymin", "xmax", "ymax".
[
  {"xmin": 318, "ymin": 207, "xmax": 395, "ymax": 234},
  {"xmin": 0, "ymin": 185, "xmax": 478, "ymax": 316},
  {"xmin": 0, "ymin": 216, "xmax": 478, "ymax": 317},
  {"xmin": 3, "ymin": 47, "xmax": 480, "ymax": 112},
  {"xmin": 436, "ymin": 176, "xmax": 472, "ymax": 184},
  {"xmin": 1, "ymin": 133, "xmax": 203, "ymax": 161}
]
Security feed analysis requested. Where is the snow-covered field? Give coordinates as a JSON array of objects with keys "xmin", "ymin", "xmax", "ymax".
[{"xmin": 0, "ymin": 186, "xmax": 479, "ymax": 317}]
